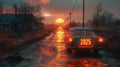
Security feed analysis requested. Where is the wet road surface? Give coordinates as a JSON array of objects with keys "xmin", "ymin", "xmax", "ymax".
[{"xmin": 0, "ymin": 27, "xmax": 119, "ymax": 67}]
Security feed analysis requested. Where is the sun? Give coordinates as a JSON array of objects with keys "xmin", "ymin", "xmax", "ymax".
[{"xmin": 55, "ymin": 18, "xmax": 64, "ymax": 24}]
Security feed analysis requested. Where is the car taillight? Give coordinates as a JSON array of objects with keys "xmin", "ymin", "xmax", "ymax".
[
  {"xmin": 98, "ymin": 37, "xmax": 104, "ymax": 43},
  {"xmin": 68, "ymin": 38, "xmax": 73, "ymax": 42}
]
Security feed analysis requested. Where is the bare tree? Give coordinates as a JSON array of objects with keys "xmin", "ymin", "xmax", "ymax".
[
  {"xmin": 12, "ymin": 2, "xmax": 44, "ymax": 28},
  {"xmin": 19, "ymin": 3, "xmax": 31, "ymax": 14},
  {"xmin": 0, "ymin": 0, "xmax": 3, "ymax": 14},
  {"xmin": 13, "ymin": 4, "xmax": 19, "ymax": 14},
  {"xmin": 17, "ymin": 3, "xmax": 41, "ymax": 15},
  {"xmin": 91, "ymin": 2, "xmax": 114, "ymax": 30},
  {"xmin": 92, "ymin": 2, "xmax": 103, "ymax": 29}
]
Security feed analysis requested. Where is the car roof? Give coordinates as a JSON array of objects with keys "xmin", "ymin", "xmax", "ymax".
[{"xmin": 70, "ymin": 27, "xmax": 92, "ymax": 31}]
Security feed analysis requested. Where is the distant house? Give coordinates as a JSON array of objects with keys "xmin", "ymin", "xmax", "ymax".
[
  {"xmin": 0, "ymin": 14, "xmax": 14, "ymax": 34},
  {"xmin": 0, "ymin": 14, "xmax": 44, "ymax": 37}
]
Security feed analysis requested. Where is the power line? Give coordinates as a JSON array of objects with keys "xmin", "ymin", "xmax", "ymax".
[
  {"xmin": 71, "ymin": 0, "xmax": 86, "ymax": 27},
  {"xmin": 64, "ymin": 0, "xmax": 82, "ymax": 29},
  {"xmin": 77, "ymin": 0, "xmax": 82, "ymax": 10},
  {"xmin": 70, "ymin": 0, "xmax": 80, "ymax": 12}
]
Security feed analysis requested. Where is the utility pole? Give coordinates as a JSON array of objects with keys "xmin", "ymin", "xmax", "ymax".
[
  {"xmin": 82, "ymin": 0, "xmax": 85, "ymax": 27},
  {"xmin": 66, "ymin": 12, "xmax": 72, "ymax": 31},
  {"xmin": 69, "ymin": 12, "xmax": 72, "ymax": 28}
]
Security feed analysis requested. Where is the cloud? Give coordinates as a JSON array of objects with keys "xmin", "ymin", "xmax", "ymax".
[
  {"xmin": 40, "ymin": 0, "xmax": 50, "ymax": 4},
  {"xmin": 25, "ymin": 0, "xmax": 50, "ymax": 5}
]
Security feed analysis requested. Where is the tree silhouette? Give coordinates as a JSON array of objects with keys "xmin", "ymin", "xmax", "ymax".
[
  {"xmin": 0, "ymin": 1, "xmax": 3, "ymax": 14},
  {"xmin": 91, "ymin": 2, "xmax": 114, "ymax": 30}
]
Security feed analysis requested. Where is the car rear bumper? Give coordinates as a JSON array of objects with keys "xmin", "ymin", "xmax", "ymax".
[{"xmin": 66, "ymin": 46, "xmax": 101, "ymax": 50}]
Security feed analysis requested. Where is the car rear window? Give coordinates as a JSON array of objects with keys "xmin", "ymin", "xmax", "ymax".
[{"xmin": 71, "ymin": 30, "xmax": 95, "ymax": 35}]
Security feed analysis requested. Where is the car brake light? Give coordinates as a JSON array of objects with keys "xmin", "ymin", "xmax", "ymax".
[
  {"xmin": 98, "ymin": 37, "xmax": 104, "ymax": 43},
  {"xmin": 68, "ymin": 38, "xmax": 73, "ymax": 42}
]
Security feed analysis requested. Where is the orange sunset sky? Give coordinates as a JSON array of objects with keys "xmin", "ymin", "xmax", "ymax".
[{"xmin": 1, "ymin": 0, "xmax": 120, "ymax": 24}]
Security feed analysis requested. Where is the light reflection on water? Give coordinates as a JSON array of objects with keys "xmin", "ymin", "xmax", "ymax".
[
  {"xmin": 45, "ymin": 28, "xmax": 68, "ymax": 67},
  {"xmin": 56, "ymin": 29, "xmax": 65, "ymax": 43},
  {"xmin": 0, "ymin": 28, "xmax": 119, "ymax": 67},
  {"xmin": 33, "ymin": 27, "xmax": 119, "ymax": 67},
  {"xmin": 55, "ymin": 28, "xmax": 105, "ymax": 67}
]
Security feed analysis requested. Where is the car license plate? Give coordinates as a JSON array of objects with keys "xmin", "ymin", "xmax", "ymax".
[{"xmin": 79, "ymin": 38, "xmax": 93, "ymax": 48}]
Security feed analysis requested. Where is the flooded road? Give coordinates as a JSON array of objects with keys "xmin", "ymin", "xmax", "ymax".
[{"xmin": 0, "ymin": 27, "xmax": 119, "ymax": 67}]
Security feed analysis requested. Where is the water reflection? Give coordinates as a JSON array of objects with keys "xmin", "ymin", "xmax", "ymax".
[
  {"xmin": 66, "ymin": 59, "xmax": 103, "ymax": 67},
  {"xmin": 34, "ymin": 27, "xmax": 115, "ymax": 67},
  {"xmin": 56, "ymin": 29, "xmax": 65, "ymax": 43},
  {"xmin": 55, "ymin": 28, "xmax": 104, "ymax": 67},
  {"xmin": 41, "ymin": 27, "xmax": 68, "ymax": 67}
]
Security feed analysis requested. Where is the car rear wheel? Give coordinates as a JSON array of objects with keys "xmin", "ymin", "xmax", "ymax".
[{"xmin": 67, "ymin": 48, "xmax": 72, "ymax": 54}]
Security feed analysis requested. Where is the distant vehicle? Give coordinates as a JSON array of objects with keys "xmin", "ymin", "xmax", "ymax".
[{"xmin": 64, "ymin": 27, "xmax": 105, "ymax": 55}]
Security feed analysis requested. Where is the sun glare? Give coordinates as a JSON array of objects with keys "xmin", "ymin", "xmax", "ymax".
[
  {"xmin": 55, "ymin": 18, "xmax": 64, "ymax": 24},
  {"xmin": 43, "ymin": 13, "xmax": 51, "ymax": 17}
]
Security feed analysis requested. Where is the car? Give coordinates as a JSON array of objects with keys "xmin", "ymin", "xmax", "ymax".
[{"xmin": 64, "ymin": 27, "xmax": 105, "ymax": 55}]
